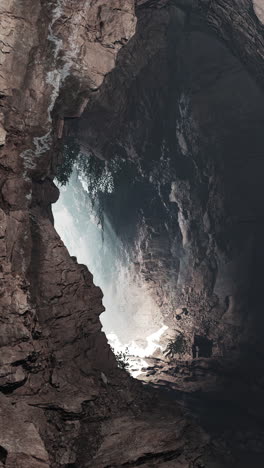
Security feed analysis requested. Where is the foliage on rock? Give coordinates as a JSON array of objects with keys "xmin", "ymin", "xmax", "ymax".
[
  {"xmin": 112, "ymin": 347, "xmax": 130, "ymax": 370},
  {"xmin": 164, "ymin": 333, "xmax": 187, "ymax": 358}
]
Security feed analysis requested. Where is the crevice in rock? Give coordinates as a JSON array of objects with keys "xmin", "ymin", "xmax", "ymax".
[
  {"xmin": 0, "ymin": 376, "xmax": 27, "ymax": 395},
  {"xmin": 106, "ymin": 447, "xmax": 183, "ymax": 467},
  {"xmin": 1, "ymin": 1, "xmax": 264, "ymax": 467},
  {"xmin": 0, "ymin": 446, "xmax": 7, "ymax": 465}
]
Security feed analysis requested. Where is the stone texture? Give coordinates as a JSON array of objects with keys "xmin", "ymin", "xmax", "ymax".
[
  {"xmin": 92, "ymin": 413, "xmax": 209, "ymax": 467},
  {"xmin": 253, "ymin": 0, "xmax": 264, "ymax": 24},
  {"xmin": 0, "ymin": 1, "xmax": 215, "ymax": 467},
  {"xmin": 71, "ymin": 2, "xmax": 264, "ymax": 460},
  {"xmin": 1, "ymin": 0, "xmax": 264, "ymax": 467},
  {"xmin": 0, "ymin": 124, "xmax": 6, "ymax": 146},
  {"xmin": 75, "ymin": 0, "xmax": 264, "ymax": 362},
  {"xmin": 0, "ymin": 394, "xmax": 50, "ymax": 467},
  {"xmin": 0, "ymin": 1, "xmax": 150, "ymax": 466}
]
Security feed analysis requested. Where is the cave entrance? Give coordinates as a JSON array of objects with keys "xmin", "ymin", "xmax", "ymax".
[
  {"xmin": 192, "ymin": 335, "xmax": 213, "ymax": 359},
  {"xmin": 53, "ymin": 171, "xmax": 169, "ymax": 378}
]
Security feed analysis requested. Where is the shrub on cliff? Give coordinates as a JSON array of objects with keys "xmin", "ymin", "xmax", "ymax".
[{"xmin": 164, "ymin": 334, "xmax": 187, "ymax": 358}]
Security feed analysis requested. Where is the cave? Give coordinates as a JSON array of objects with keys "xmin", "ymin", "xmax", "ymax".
[
  {"xmin": 1, "ymin": 1, "xmax": 264, "ymax": 467},
  {"xmin": 192, "ymin": 336, "xmax": 213, "ymax": 359},
  {"xmin": 55, "ymin": 0, "xmax": 264, "ymax": 378}
]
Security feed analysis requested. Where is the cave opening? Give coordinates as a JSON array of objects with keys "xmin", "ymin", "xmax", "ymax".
[
  {"xmin": 2, "ymin": 1, "xmax": 264, "ymax": 466},
  {"xmin": 53, "ymin": 166, "xmax": 171, "ymax": 378},
  {"xmin": 52, "ymin": 0, "xmax": 264, "ymax": 388}
]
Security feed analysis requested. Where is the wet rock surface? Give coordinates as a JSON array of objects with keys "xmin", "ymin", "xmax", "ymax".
[
  {"xmin": 0, "ymin": 0, "xmax": 264, "ymax": 467},
  {"xmin": 75, "ymin": 0, "xmax": 264, "ymax": 365}
]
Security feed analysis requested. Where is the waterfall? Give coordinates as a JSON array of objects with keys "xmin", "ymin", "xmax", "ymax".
[{"xmin": 53, "ymin": 171, "xmax": 168, "ymax": 377}]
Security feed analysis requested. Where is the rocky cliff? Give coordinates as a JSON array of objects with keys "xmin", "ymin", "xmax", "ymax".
[
  {"xmin": 0, "ymin": 1, "xmax": 212, "ymax": 467},
  {"xmin": 1, "ymin": 0, "xmax": 264, "ymax": 467},
  {"xmin": 74, "ymin": 0, "xmax": 264, "ymax": 368}
]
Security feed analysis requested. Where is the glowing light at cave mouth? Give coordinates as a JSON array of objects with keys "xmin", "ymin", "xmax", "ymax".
[
  {"xmin": 53, "ymin": 172, "xmax": 168, "ymax": 378},
  {"xmin": 107, "ymin": 325, "xmax": 168, "ymax": 378}
]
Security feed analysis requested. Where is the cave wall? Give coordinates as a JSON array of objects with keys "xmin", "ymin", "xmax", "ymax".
[
  {"xmin": 1, "ymin": 0, "xmax": 264, "ymax": 466},
  {"xmin": 75, "ymin": 0, "xmax": 264, "ymax": 363},
  {"xmin": 0, "ymin": 1, "xmax": 219, "ymax": 467},
  {"xmin": 0, "ymin": 1, "xmax": 138, "ymax": 466}
]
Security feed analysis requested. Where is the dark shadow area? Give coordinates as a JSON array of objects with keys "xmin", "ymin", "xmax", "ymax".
[
  {"xmin": 192, "ymin": 335, "xmax": 213, "ymax": 358},
  {"xmin": 0, "ymin": 446, "xmax": 7, "ymax": 464},
  {"xmin": 58, "ymin": 2, "xmax": 264, "ymax": 463}
]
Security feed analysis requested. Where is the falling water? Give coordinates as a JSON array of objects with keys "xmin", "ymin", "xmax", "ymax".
[{"xmin": 53, "ymin": 171, "xmax": 168, "ymax": 377}]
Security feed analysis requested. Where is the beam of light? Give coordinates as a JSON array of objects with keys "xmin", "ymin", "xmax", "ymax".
[
  {"xmin": 53, "ymin": 172, "xmax": 168, "ymax": 378},
  {"xmin": 107, "ymin": 325, "xmax": 168, "ymax": 377}
]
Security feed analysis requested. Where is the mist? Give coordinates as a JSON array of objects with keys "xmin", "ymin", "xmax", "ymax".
[{"xmin": 53, "ymin": 171, "xmax": 168, "ymax": 376}]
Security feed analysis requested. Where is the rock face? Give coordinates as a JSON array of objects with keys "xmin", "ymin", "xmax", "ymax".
[
  {"xmin": 71, "ymin": 1, "xmax": 264, "ymax": 456},
  {"xmin": 0, "ymin": 1, "xmax": 219, "ymax": 467},
  {"xmin": 1, "ymin": 0, "xmax": 264, "ymax": 467},
  {"xmin": 75, "ymin": 0, "xmax": 264, "ymax": 364},
  {"xmin": 0, "ymin": 1, "xmax": 175, "ymax": 467}
]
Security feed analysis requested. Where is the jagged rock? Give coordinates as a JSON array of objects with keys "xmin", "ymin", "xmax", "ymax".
[
  {"xmin": 91, "ymin": 413, "xmax": 209, "ymax": 467},
  {"xmin": 0, "ymin": 125, "xmax": 6, "ymax": 146},
  {"xmin": 0, "ymin": 0, "xmax": 264, "ymax": 466},
  {"xmin": 0, "ymin": 394, "xmax": 49, "ymax": 467},
  {"xmin": 74, "ymin": 0, "xmax": 264, "ymax": 363},
  {"xmin": 0, "ymin": 1, "xmax": 140, "ymax": 465}
]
